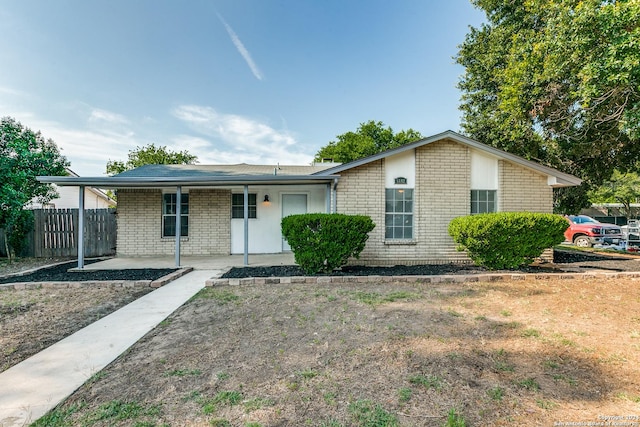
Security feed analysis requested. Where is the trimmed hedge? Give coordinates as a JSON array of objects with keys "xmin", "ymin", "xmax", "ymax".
[
  {"xmin": 281, "ymin": 213, "xmax": 375, "ymax": 275},
  {"xmin": 448, "ymin": 212, "xmax": 568, "ymax": 270}
]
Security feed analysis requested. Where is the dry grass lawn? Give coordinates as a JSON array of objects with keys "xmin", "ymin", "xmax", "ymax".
[{"xmin": 31, "ymin": 275, "xmax": 640, "ymax": 426}]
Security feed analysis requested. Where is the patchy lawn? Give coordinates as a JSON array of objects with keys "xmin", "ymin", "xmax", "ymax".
[
  {"xmin": 0, "ymin": 285, "xmax": 153, "ymax": 373},
  {"xmin": 36, "ymin": 276, "xmax": 640, "ymax": 426}
]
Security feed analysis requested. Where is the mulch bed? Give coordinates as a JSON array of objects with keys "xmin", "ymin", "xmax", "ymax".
[
  {"xmin": 222, "ymin": 248, "xmax": 638, "ymax": 279},
  {"xmin": 0, "ymin": 260, "xmax": 178, "ymax": 284},
  {"xmin": 1, "ymin": 249, "xmax": 634, "ymax": 283}
]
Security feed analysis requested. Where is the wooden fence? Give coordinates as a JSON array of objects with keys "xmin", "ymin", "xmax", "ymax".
[{"xmin": 0, "ymin": 208, "xmax": 117, "ymax": 258}]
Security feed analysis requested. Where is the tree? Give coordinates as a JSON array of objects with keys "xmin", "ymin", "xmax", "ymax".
[
  {"xmin": 106, "ymin": 143, "xmax": 198, "ymax": 175},
  {"xmin": 314, "ymin": 120, "xmax": 422, "ymax": 164},
  {"xmin": 589, "ymin": 170, "xmax": 640, "ymax": 220},
  {"xmin": 457, "ymin": 0, "xmax": 640, "ymax": 213},
  {"xmin": 0, "ymin": 117, "xmax": 69, "ymax": 259}
]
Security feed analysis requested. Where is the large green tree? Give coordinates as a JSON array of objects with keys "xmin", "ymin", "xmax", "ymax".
[
  {"xmin": 589, "ymin": 170, "xmax": 640, "ymax": 219},
  {"xmin": 457, "ymin": 0, "xmax": 640, "ymax": 213},
  {"xmin": 0, "ymin": 117, "xmax": 69, "ymax": 259},
  {"xmin": 106, "ymin": 143, "xmax": 198, "ymax": 175},
  {"xmin": 314, "ymin": 120, "xmax": 422, "ymax": 164}
]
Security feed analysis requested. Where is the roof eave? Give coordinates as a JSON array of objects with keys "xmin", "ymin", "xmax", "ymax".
[
  {"xmin": 313, "ymin": 130, "xmax": 582, "ymax": 188},
  {"xmin": 37, "ymin": 174, "xmax": 340, "ymax": 189}
]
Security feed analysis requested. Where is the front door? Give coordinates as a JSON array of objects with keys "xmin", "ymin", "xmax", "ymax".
[{"xmin": 282, "ymin": 194, "xmax": 307, "ymax": 251}]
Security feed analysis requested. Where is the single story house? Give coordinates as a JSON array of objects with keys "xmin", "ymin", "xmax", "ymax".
[{"xmin": 39, "ymin": 131, "xmax": 581, "ymax": 268}]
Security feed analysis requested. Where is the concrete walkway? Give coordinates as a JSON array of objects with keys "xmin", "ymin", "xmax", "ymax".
[{"xmin": 0, "ymin": 269, "xmax": 216, "ymax": 427}]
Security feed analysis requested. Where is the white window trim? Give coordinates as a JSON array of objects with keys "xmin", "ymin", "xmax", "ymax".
[
  {"xmin": 231, "ymin": 193, "xmax": 258, "ymax": 219},
  {"xmin": 162, "ymin": 192, "xmax": 189, "ymax": 238},
  {"xmin": 385, "ymin": 188, "xmax": 414, "ymax": 240}
]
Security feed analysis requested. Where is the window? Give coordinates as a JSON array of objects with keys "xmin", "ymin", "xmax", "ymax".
[
  {"xmin": 385, "ymin": 189, "xmax": 413, "ymax": 239},
  {"xmin": 231, "ymin": 193, "xmax": 257, "ymax": 219},
  {"xmin": 163, "ymin": 193, "xmax": 189, "ymax": 237},
  {"xmin": 471, "ymin": 190, "xmax": 497, "ymax": 214}
]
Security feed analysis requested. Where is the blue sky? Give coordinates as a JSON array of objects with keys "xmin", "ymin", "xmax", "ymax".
[{"xmin": 0, "ymin": 1, "xmax": 485, "ymax": 176}]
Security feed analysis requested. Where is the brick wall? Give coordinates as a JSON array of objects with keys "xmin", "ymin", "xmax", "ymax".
[
  {"xmin": 335, "ymin": 160, "xmax": 385, "ymax": 262},
  {"xmin": 184, "ymin": 189, "xmax": 231, "ymax": 255},
  {"xmin": 336, "ymin": 139, "xmax": 556, "ymax": 265},
  {"xmin": 116, "ymin": 189, "xmax": 231, "ymax": 256},
  {"xmin": 499, "ymin": 161, "xmax": 553, "ymax": 213},
  {"xmin": 336, "ymin": 140, "xmax": 472, "ymax": 265},
  {"xmin": 115, "ymin": 145, "xmax": 556, "ymax": 261},
  {"xmin": 116, "ymin": 189, "xmax": 161, "ymax": 256},
  {"xmin": 414, "ymin": 140, "xmax": 471, "ymax": 263}
]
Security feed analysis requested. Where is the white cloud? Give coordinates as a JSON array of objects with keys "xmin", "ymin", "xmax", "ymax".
[
  {"xmin": 217, "ymin": 13, "xmax": 264, "ymax": 81},
  {"xmin": 6, "ymin": 110, "xmax": 143, "ymax": 177},
  {"xmin": 0, "ymin": 86, "xmax": 29, "ymax": 97},
  {"xmin": 172, "ymin": 105, "xmax": 314, "ymax": 165},
  {"xmin": 88, "ymin": 108, "xmax": 129, "ymax": 124}
]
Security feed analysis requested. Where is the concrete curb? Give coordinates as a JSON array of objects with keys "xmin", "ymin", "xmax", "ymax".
[
  {"xmin": 0, "ymin": 267, "xmax": 194, "ymax": 291},
  {"xmin": 206, "ymin": 270, "xmax": 640, "ymax": 287}
]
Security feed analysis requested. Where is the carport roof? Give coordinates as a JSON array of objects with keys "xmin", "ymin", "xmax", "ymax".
[{"xmin": 38, "ymin": 163, "xmax": 340, "ymax": 188}]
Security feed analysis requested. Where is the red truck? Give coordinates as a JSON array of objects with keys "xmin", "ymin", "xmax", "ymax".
[{"xmin": 564, "ymin": 215, "xmax": 623, "ymax": 248}]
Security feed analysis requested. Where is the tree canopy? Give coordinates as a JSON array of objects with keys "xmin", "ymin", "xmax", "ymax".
[
  {"xmin": 589, "ymin": 170, "xmax": 640, "ymax": 219},
  {"xmin": 314, "ymin": 120, "xmax": 423, "ymax": 164},
  {"xmin": 0, "ymin": 117, "xmax": 69, "ymax": 258},
  {"xmin": 457, "ymin": 0, "xmax": 640, "ymax": 212},
  {"xmin": 106, "ymin": 143, "xmax": 198, "ymax": 175}
]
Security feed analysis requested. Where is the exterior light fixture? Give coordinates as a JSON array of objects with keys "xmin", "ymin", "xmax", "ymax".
[{"xmin": 263, "ymin": 195, "xmax": 270, "ymax": 203}]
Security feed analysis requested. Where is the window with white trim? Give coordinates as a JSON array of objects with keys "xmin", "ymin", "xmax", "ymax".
[
  {"xmin": 385, "ymin": 188, "xmax": 413, "ymax": 239},
  {"xmin": 471, "ymin": 190, "xmax": 497, "ymax": 214},
  {"xmin": 162, "ymin": 193, "xmax": 189, "ymax": 237},
  {"xmin": 231, "ymin": 193, "xmax": 257, "ymax": 219}
]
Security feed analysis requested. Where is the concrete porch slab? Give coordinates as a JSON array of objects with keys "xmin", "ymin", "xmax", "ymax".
[{"xmin": 81, "ymin": 253, "xmax": 296, "ymax": 270}]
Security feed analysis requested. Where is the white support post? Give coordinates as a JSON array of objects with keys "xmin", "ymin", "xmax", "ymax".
[
  {"xmin": 175, "ymin": 186, "xmax": 181, "ymax": 267},
  {"xmin": 78, "ymin": 185, "xmax": 85, "ymax": 269},
  {"xmin": 244, "ymin": 185, "xmax": 249, "ymax": 266}
]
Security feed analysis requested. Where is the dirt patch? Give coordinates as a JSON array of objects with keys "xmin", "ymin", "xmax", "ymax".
[
  {"xmin": 40, "ymin": 276, "xmax": 640, "ymax": 426},
  {"xmin": 0, "ymin": 258, "xmax": 179, "ymax": 373},
  {"xmin": 0, "ymin": 285, "xmax": 154, "ymax": 373}
]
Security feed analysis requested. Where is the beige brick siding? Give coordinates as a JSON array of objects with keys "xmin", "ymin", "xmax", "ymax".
[
  {"xmin": 116, "ymin": 189, "xmax": 231, "ymax": 256},
  {"xmin": 414, "ymin": 140, "xmax": 471, "ymax": 264},
  {"xmin": 499, "ymin": 161, "xmax": 553, "ymax": 213},
  {"xmin": 337, "ymin": 139, "xmax": 555, "ymax": 265},
  {"xmin": 335, "ymin": 160, "xmax": 385, "ymax": 262},
  {"xmin": 116, "ymin": 143, "xmax": 556, "ymax": 262}
]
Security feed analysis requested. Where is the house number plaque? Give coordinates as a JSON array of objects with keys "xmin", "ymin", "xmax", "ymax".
[{"xmin": 394, "ymin": 177, "xmax": 407, "ymax": 185}]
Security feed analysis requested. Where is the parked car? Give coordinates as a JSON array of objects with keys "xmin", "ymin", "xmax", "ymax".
[{"xmin": 564, "ymin": 215, "xmax": 623, "ymax": 248}]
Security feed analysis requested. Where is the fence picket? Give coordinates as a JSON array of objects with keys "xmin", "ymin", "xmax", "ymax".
[{"xmin": 0, "ymin": 208, "xmax": 116, "ymax": 258}]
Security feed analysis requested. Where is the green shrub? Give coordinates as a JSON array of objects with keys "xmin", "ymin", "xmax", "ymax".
[
  {"xmin": 3, "ymin": 209, "xmax": 33, "ymax": 258},
  {"xmin": 281, "ymin": 213, "xmax": 375, "ymax": 275},
  {"xmin": 448, "ymin": 212, "xmax": 568, "ymax": 270}
]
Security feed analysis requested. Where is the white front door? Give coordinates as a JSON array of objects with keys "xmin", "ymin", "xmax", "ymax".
[{"xmin": 282, "ymin": 194, "xmax": 307, "ymax": 251}]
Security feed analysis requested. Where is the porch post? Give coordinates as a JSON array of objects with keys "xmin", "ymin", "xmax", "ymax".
[
  {"xmin": 78, "ymin": 185, "xmax": 85, "ymax": 269},
  {"xmin": 243, "ymin": 185, "xmax": 249, "ymax": 266},
  {"xmin": 175, "ymin": 186, "xmax": 181, "ymax": 267}
]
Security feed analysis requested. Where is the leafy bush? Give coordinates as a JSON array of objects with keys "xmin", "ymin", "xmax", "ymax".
[
  {"xmin": 448, "ymin": 212, "xmax": 568, "ymax": 270},
  {"xmin": 281, "ymin": 213, "xmax": 375, "ymax": 275},
  {"xmin": 2, "ymin": 209, "xmax": 33, "ymax": 258}
]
